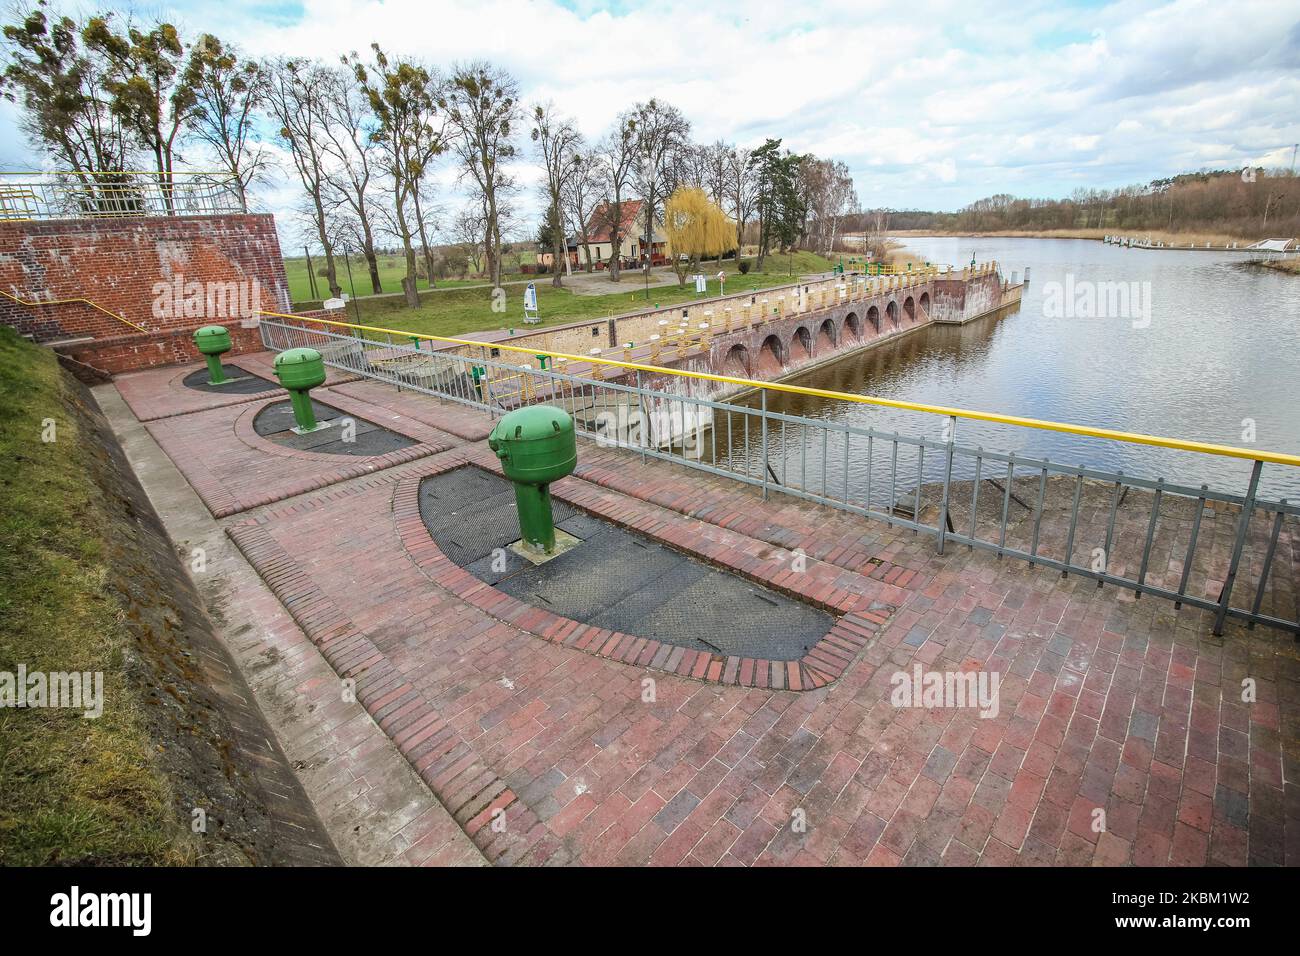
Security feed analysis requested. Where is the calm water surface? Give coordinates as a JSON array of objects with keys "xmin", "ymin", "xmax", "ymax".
[{"xmin": 742, "ymin": 237, "xmax": 1300, "ymax": 500}]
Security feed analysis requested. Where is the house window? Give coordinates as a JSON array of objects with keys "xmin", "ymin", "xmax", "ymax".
[{"xmin": 591, "ymin": 326, "xmax": 600, "ymax": 337}]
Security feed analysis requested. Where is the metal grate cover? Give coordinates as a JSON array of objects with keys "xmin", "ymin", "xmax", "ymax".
[
  {"xmin": 419, "ymin": 467, "xmax": 832, "ymax": 660},
  {"xmin": 252, "ymin": 398, "xmax": 417, "ymax": 456},
  {"xmin": 183, "ymin": 364, "xmax": 275, "ymax": 395}
]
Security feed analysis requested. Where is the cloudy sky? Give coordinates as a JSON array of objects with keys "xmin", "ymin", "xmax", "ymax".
[{"xmin": 3, "ymin": 0, "xmax": 1298, "ymax": 245}]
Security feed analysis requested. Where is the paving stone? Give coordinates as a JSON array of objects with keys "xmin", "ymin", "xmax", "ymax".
[{"xmin": 126, "ymin": 352, "xmax": 1299, "ymax": 867}]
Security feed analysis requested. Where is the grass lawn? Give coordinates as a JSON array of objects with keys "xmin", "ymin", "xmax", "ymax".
[
  {"xmin": 323, "ymin": 250, "xmax": 839, "ymax": 340},
  {"xmin": 0, "ymin": 328, "xmax": 188, "ymax": 865},
  {"xmin": 284, "ymin": 251, "xmax": 533, "ymax": 304}
]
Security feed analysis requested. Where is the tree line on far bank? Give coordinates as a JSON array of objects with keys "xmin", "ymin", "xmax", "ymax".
[
  {"xmin": 0, "ymin": 3, "xmax": 860, "ymax": 302},
  {"xmin": 860, "ymin": 167, "xmax": 1300, "ymax": 241}
]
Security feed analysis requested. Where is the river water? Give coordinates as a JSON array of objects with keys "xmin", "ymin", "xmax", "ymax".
[{"xmin": 732, "ymin": 236, "xmax": 1300, "ymax": 501}]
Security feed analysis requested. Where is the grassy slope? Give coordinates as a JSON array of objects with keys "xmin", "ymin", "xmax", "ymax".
[
  {"xmin": 0, "ymin": 328, "xmax": 187, "ymax": 865},
  {"xmin": 328, "ymin": 250, "xmax": 839, "ymax": 339}
]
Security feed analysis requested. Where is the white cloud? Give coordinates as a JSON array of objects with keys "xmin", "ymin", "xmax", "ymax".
[{"xmin": 1, "ymin": 0, "xmax": 1296, "ymax": 242}]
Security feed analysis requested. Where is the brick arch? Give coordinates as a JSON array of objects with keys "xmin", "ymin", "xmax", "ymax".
[
  {"xmin": 866, "ymin": 305, "xmax": 880, "ymax": 334},
  {"xmin": 843, "ymin": 311, "xmax": 862, "ymax": 340},
  {"xmin": 756, "ymin": 333, "xmax": 786, "ymax": 376},
  {"xmin": 919, "ymin": 291, "xmax": 930, "ymax": 318},
  {"xmin": 789, "ymin": 325, "xmax": 813, "ymax": 362},
  {"xmin": 904, "ymin": 295, "xmax": 916, "ymax": 323},
  {"xmin": 723, "ymin": 343, "xmax": 750, "ymax": 377},
  {"xmin": 886, "ymin": 300, "xmax": 900, "ymax": 327},
  {"xmin": 817, "ymin": 317, "xmax": 836, "ymax": 352}
]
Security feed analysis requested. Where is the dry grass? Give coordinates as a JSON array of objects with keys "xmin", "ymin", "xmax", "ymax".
[
  {"xmin": 889, "ymin": 227, "xmax": 1255, "ymax": 248},
  {"xmin": 1248, "ymin": 257, "xmax": 1300, "ymax": 275}
]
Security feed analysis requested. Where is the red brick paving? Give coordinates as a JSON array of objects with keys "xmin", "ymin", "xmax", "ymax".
[
  {"xmin": 127, "ymin": 356, "xmax": 1298, "ymax": 866},
  {"xmin": 115, "ymin": 350, "xmax": 360, "ymax": 422},
  {"xmin": 325, "ymin": 379, "xmax": 494, "ymax": 442},
  {"xmin": 145, "ymin": 386, "xmax": 456, "ymax": 517}
]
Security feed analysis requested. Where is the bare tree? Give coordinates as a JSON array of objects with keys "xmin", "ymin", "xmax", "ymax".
[
  {"xmin": 726, "ymin": 144, "xmax": 756, "ymax": 254},
  {"xmin": 530, "ymin": 101, "xmax": 582, "ymax": 287},
  {"xmin": 451, "ymin": 204, "xmax": 486, "ymax": 274},
  {"xmin": 182, "ymin": 34, "xmax": 271, "ymax": 210},
  {"xmin": 631, "ymin": 99, "xmax": 689, "ymax": 271},
  {"xmin": 346, "ymin": 45, "xmax": 445, "ymax": 307},
  {"xmin": 266, "ymin": 57, "xmax": 341, "ymax": 298},
  {"xmin": 596, "ymin": 112, "xmax": 637, "ymax": 281},
  {"xmin": 0, "ymin": 5, "xmax": 132, "ymax": 176},
  {"xmin": 823, "ymin": 160, "xmax": 857, "ymax": 253},
  {"xmin": 322, "ymin": 61, "xmax": 385, "ymax": 293},
  {"xmin": 562, "ymin": 151, "xmax": 601, "ymax": 273},
  {"xmin": 440, "ymin": 61, "xmax": 521, "ymax": 289}
]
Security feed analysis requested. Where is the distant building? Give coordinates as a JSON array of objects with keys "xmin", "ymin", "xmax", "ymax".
[{"xmin": 568, "ymin": 200, "xmax": 667, "ymax": 270}]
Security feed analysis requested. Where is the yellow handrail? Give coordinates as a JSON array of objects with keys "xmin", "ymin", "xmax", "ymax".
[
  {"xmin": 2, "ymin": 287, "xmax": 148, "ymax": 334},
  {"xmin": 0, "ymin": 170, "xmax": 234, "ymax": 177},
  {"xmin": 257, "ymin": 309, "xmax": 1300, "ymax": 469}
]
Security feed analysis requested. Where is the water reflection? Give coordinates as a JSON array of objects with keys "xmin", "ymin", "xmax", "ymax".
[{"xmin": 705, "ymin": 237, "xmax": 1299, "ymax": 501}]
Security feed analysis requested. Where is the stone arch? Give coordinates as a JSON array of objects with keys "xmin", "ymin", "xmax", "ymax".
[
  {"xmin": 789, "ymin": 325, "xmax": 813, "ymax": 362},
  {"xmin": 756, "ymin": 334, "xmax": 785, "ymax": 376},
  {"xmin": 844, "ymin": 311, "xmax": 862, "ymax": 340},
  {"xmin": 919, "ymin": 291, "xmax": 930, "ymax": 318},
  {"xmin": 723, "ymin": 343, "xmax": 750, "ymax": 377},
  {"xmin": 817, "ymin": 317, "xmax": 836, "ymax": 353},
  {"xmin": 866, "ymin": 305, "xmax": 881, "ymax": 334},
  {"xmin": 904, "ymin": 296, "xmax": 916, "ymax": 323},
  {"xmin": 886, "ymin": 300, "xmax": 900, "ymax": 327}
]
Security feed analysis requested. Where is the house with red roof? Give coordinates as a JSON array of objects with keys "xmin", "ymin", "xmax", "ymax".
[{"xmin": 565, "ymin": 199, "xmax": 668, "ymax": 270}]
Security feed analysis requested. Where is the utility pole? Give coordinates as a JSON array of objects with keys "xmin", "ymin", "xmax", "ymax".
[
  {"xmin": 304, "ymin": 246, "xmax": 318, "ymax": 300},
  {"xmin": 342, "ymin": 243, "xmax": 361, "ymax": 324}
]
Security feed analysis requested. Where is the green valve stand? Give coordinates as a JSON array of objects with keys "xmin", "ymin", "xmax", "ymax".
[
  {"xmin": 273, "ymin": 347, "xmax": 329, "ymax": 434},
  {"xmin": 193, "ymin": 325, "xmax": 233, "ymax": 385},
  {"xmin": 488, "ymin": 406, "xmax": 577, "ymax": 555}
]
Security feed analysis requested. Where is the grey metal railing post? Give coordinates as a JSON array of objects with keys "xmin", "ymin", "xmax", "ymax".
[
  {"xmin": 937, "ymin": 414, "xmax": 956, "ymax": 553},
  {"xmin": 635, "ymin": 370, "xmax": 648, "ymax": 463},
  {"xmin": 1249, "ymin": 500, "xmax": 1285, "ymax": 629},
  {"xmin": 760, "ymin": 390, "xmax": 769, "ymax": 501},
  {"xmin": 1214, "ymin": 459, "xmax": 1263, "ymax": 635}
]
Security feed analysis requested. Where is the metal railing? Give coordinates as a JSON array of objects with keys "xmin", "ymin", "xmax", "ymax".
[
  {"xmin": 0, "ymin": 171, "xmax": 245, "ymax": 221},
  {"xmin": 258, "ymin": 312, "xmax": 1300, "ymax": 637},
  {"xmin": 0, "ymin": 287, "xmax": 147, "ymax": 333}
]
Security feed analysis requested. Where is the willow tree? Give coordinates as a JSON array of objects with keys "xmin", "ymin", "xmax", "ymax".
[{"xmin": 663, "ymin": 186, "xmax": 733, "ymax": 286}]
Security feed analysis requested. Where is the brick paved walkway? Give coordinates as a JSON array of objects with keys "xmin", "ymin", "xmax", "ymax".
[
  {"xmin": 115, "ymin": 351, "xmax": 360, "ymax": 422},
  {"xmin": 131, "ymin": 353, "xmax": 1298, "ymax": 866},
  {"xmin": 145, "ymin": 387, "xmax": 459, "ymax": 517}
]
